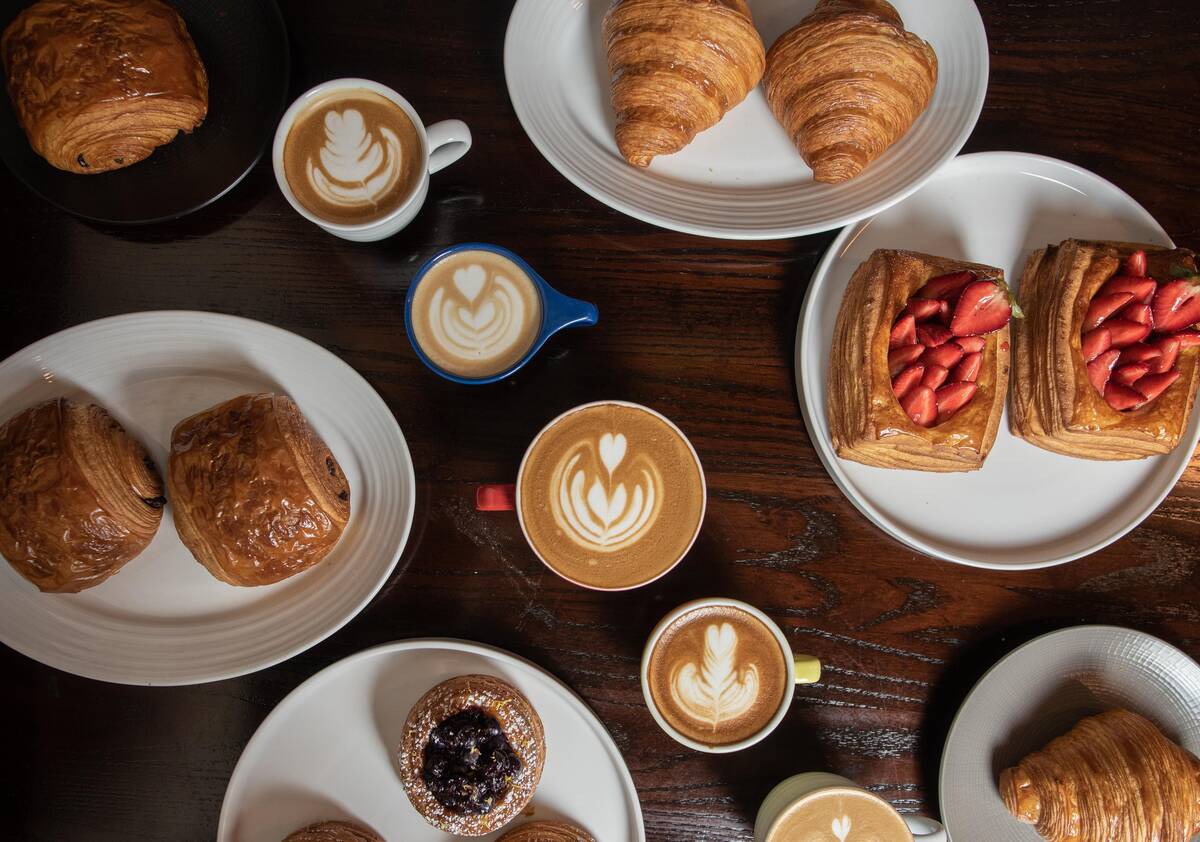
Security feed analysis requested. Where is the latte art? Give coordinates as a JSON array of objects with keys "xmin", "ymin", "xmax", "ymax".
[
  {"xmin": 670, "ymin": 622, "xmax": 760, "ymax": 731},
  {"xmin": 308, "ymin": 107, "xmax": 404, "ymax": 210},
  {"xmin": 767, "ymin": 788, "xmax": 913, "ymax": 842},
  {"xmin": 554, "ymin": 431, "xmax": 663, "ymax": 552}
]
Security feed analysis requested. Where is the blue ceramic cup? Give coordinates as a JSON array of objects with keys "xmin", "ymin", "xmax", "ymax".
[{"xmin": 404, "ymin": 243, "xmax": 598, "ymax": 384}]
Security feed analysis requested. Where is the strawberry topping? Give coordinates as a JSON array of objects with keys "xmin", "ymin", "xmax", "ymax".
[
  {"xmin": 889, "ymin": 344, "xmax": 925, "ymax": 376},
  {"xmin": 916, "ymin": 271, "xmax": 976, "ymax": 301},
  {"xmin": 1135, "ymin": 370, "xmax": 1181, "ymax": 404},
  {"xmin": 1097, "ymin": 275, "xmax": 1157, "ymax": 304},
  {"xmin": 1151, "ymin": 279, "xmax": 1200, "ymax": 334},
  {"xmin": 935, "ymin": 382, "xmax": 977, "ymax": 422},
  {"xmin": 952, "ymin": 352, "xmax": 983, "ymax": 383},
  {"xmin": 1104, "ymin": 381, "xmax": 1145, "ymax": 411},
  {"xmin": 1127, "ymin": 250, "xmax": 1148, "ymax": 277},
  {"xmin": 1112, "ymin": 363, "xmax": 1149, "ymax": 387},
  {"xmin": 891, "ymin": 365, "xmax": 925, "ymax": 400},
  {"xmin": 921, "ymin": 365, "xmax": 949, "ymax": 391},
  {"xmin": 950, "ymin": 281, "xmax": 1013, "ymax": 337},
  {"xmin": 901, "ymin": 386, "xmax": 938, "ymax": 427},
  {"xmin": 1104, "ymin": 319, "xmax": 1151, "ymax": 349},
  {"xmin": 890, "ymin": 315, "xmax": 917, "ymax": 349},
  {"xmin": 917, "ymin": 323, "xmax": 954, "ymax": 348},
  {"xmin": 1087, "ymin": 349, "xmax": 1121, "ymax": 394},
  {"xmin": 954, "ymin": 335, "xmax": 986, "ymax": 354},
  {"xmin": 1085, "ymin": 292, "xmax": 1134, "ymax": 330},
  {"xmin": 1081, "ymin": 327, "xmax": 1112, "ymax": 363}
]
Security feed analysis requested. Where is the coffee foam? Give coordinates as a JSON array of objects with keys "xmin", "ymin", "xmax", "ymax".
[
  {"xmin": 768, "ymin": 788, "xmax": 912, "ymax": 842},
  {"xmin": 518, "ymin": 403, "xmax": 704, "ymax": 590},
  {"xmin": 410, "ymin": 250, "xmax": 543, "ymax": 379},
  {"xmin": 646, "ymin": 605, "xmax": 788, "ymax": 746}
]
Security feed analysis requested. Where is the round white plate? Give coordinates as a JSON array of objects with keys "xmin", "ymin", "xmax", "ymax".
[
  {"xmin": 795, "ymin": 151, "xmax": 1198, "ymax": 569},
  {"xmin": 0, "ymin": 312, "xmax": 415, "ymax": 685},
  {"xmin": 939, "ymin": 626, "xmax": 1200, "ymax": 842},
  {"xmin": 504, "ymin": 0, "xmax": 987, "ymax": 240},
  {"xmin": 218, "ymin": 639, "xmax": 645, "ymax": 841}
]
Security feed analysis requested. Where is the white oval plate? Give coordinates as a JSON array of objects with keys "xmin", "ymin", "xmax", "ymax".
[
  {"xmin": 939, "ymin": 626, "xmax": 1200, "ymax": 842},
  {"xmin": 504, "ymin": 0, "xmax": 987, "ymax": 240},
  {"xmin": 795, "ymin": 151, "xmax": 1199, "ymax": 569},
  {"xmin": 218, "ymin": 639, "xmax": 645, "ymax": 841},
  {"xmin": 0, "ymin": 312, "xmax": 415, "ymax": 685}
]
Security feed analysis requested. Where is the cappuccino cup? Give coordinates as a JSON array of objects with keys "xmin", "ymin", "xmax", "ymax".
[
  {"xmin": 641, "ymin": 598, "xmax": 821, "ymax": 753},
  {"xmin": 756, "ymin": 773, "xmax": 947, "ymax": 842},
  {"xmin": 272, "ymin": 78, "xmax": 471, "ymax": 241}
]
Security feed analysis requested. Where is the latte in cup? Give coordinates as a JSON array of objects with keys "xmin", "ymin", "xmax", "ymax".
[
  {"xmin": 282, "ymin": 89, "xmax": 423, "ymax": 225},
  {"xmin": 517, "ymin": 402, "xmax": 705, "ymax": 590},
  {"xmin": 766, "ymin": 787, "xmax": 912, "ymax": 842},
  {"xmin": 645, "ymin": 603, "xmax": 790, "ymax": 747}
]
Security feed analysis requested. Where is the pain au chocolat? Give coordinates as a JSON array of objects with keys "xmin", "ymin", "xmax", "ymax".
[
  {"xmin": 1010, "ymin": 240, "xmax": 1200, "ymax": 459},
  {"xmin": 167, "ymin": 393, "xmax": 350, "ymax": 587},
  {"xmin": 828, "ymin": 249, "xmax": 1013, "ymax": 471},
  {"xmin": 1, "ymin": 0, "xmax": 208, "ymax": 174}
]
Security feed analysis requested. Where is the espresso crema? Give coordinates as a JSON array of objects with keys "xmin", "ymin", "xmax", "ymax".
[{"xmin": 767, "ymin": 787, "xmax": 913, "ymax": 842}]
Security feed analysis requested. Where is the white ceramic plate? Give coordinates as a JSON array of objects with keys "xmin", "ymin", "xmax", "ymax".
[
  {"xmin": 218, "ymin": 639, "xmax": 645, "ymax": 841},
  {"xmin": 0, "ymin": 312, "xmax": 415, "ymax": 685},
  {"xmin": 795, "ymin": 151, "xmax": 1199, "ymax": 569},
  {"xmin": 939, "ymin": 626, "xmax": 1200, "ymax": 842},
  {"xmin": 504, "ymin": 0, "xmax": 987, "ymax": 240}
]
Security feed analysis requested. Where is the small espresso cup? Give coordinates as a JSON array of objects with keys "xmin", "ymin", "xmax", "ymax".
[
  {"xmin": 272, "ymin": 78, "xmax": 471, "ymax": 241},
  {"xmin": 641, "ymin": 598, "xmax": 821, "ymax": 753},
  {"xmin": 756, "ymin": 773, "xmax": 947, "ymax": 842},
  {"xmin": 405, "ymin": 243, "xmax": 598, "ymax": 384}
]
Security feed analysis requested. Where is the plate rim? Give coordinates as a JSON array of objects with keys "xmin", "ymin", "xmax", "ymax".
[
  {"xmin": 793, "ymin": 149, "xmax": 1194, "ymax": 570},
  {"xmin": 503, "ymin": 0, "xmax": 989, "ymax": 240},
  {"xmin": 216, "ymin": 637, "xmax": 648, "ymax": 842},
  {"xmin": 0, "ymin": 310, "xmax": 417, "ymax": 685}
]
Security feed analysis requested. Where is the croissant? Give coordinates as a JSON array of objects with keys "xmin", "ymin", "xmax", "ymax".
[
  {"xmin": 1, "ymin": 0, "xmax": 208, "ymax": 174},
  {"xmin": 498, "ymin": 822, "xmax": 596, "ymax": 842},
  {"xmin": 281, "ymin": 821, "xmax": 383, "ymax": 842},
  {"xmin": 763, "ymin": 0, "xmax": 937, "ymax": 183},
  {"xmin": 1010, "ymin": 240, "xmax": 1200, "ymax": 460},
  {"xmin": 0, "ymin": 399, "xmax": 164, "ymax": 593},
  {"xmin": 167, "ymin": 394, "xmax": 350, "ymax": 587},
  {"xmin": 999, "ymin": 709, "xmax": 1200, "ymax": 842},
  {"xmin": 602, "ymin": 0, "xmax": 765, "ymax": 167}
]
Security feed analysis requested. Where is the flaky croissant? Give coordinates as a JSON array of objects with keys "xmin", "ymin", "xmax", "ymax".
[
  {"xmin": 763, "ymin": 0, "xmax": 937, "ymax": 183},
  {"xmin": 0, "ymin": 399, "xmax": 164, "ymax": 593},
  {"xmin": 499, "ymin": 822, "xmax": 596, "ymax": 842},
  {"xmin": 602, "ymin": 0, "xmax": 765, "ymax": 167},
  {"xmin": 281, "ymin": 821, "xmax": 383, "ymax": 842},
  {"xmin": 1000, "ymin": 709, "xmax": 1200, "ymax": 842},
  {"xmin": 168, "ymin": 394, "xmax": 350, "ymax": 587}
]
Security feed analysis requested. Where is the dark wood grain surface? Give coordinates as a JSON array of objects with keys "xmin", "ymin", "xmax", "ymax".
[{"xmin": 3, "ymin": 1, "xmax": 1199, "ymax": 840}]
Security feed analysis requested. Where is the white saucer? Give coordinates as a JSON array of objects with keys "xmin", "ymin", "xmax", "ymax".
[
  {"xmin": 939, "ymin": 625, "xmax": 1200, "ymax": 842},
  {"xmin": 218, "ymin": 639, "xmax": 645, "ymax": 841},
  {"xmin": 795, "ymin": 151, "xmax": 1198, "ymax": 569},
  {"xmin": 504, "ymin": 0, "xmax": 987, "ymax": 239},
  {"xmin": 0, "ymin": 312, "xmax": 416, "ymax": 685}
]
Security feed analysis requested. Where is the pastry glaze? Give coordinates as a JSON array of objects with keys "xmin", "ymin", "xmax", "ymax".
[
  {"xmin": 498, "ymin": 821, "xmax": 597, "ymax": 842},
  {"xmin": 763, "ymin": 0, "xmax": 937, "ymax": 183},
  {"xmin": 1010, "ymin": 240, "xmax": 1200, "ymax": 459},
  {"xmin": 281, "ymin": 821, "xmax": 383, "ymax": 842},
  {"xmin": 828, "ymin": 249, "xmax": 1009, "ymax": 472},
  {"xmin": 999, "ymin": 709, "xmax": 1200, "ymax": 842},
  {"xmin": 602, "ymin": 0, "xmax": 765, "ymax": 167},
  {"xmin": 2, "ymin": 0, "xmax": 208, "ymax": 173},
  {"xmin": 0, "ymin": 399, "xmax": 164, "ymax": 592},
  {"xmin": 167, "ymin": 394, "xmax": 350, "ymax": 587}
]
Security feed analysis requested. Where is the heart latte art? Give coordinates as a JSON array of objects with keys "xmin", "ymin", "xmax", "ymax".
[
  {"xmin": 766, "ymin": 788, "xmax": 913, "ymax": 842},
  {"xmin": 554, "ymin": 431, "xmax": 662, "ymax": 553}
]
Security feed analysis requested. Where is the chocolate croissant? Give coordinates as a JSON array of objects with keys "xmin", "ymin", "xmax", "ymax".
[
  {"xmin": 2, "ymin": 0, "xmax": 208, "ymax": 173},
  {"xmin": 763, "ymin": 0, "xmax": 937, "ymax": 183},
  {"xmin": 602, "ymin": 0, "xmax": 765, "ymax": 167},
  {"xmin": 999, "ymin": 709, "xmax": 1200, "ymax": 842},
  {"xmin": 282, "ymin": 821, "xmax": 383, "ymax": 842},
  {"xmin": 168, "ymin": 394, "xmax": 350, "ymax": 587},
  {"xmin": 0, "ymin": 399, "xmax": 164, "ymax": 593}
]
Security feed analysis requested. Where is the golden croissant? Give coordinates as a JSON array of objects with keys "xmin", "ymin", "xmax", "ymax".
[
  {"xmin": 602, "ymin": 0, "xmax": 765, "ymax": 167},
  {"xmin": 2, "ymin": 0, "xmax": 208, "ymax": 174},
  {"xmin": 498, "ymin": 822, "xmax": 596, "ymax": 842},
  {"xmin": 764, "ymin": 0, "xmax": 937, "ymax": 183},
  {"xmin": 0, "ymin": 399, "xmax": 165, "ymax": 592},
  {"xmin": 281, "ymin": 821, "xmax": 383, "ymax": 842},
  {"xmin": 1000, "ymin": 709, "xmax": 1200, "ymax": 842}
]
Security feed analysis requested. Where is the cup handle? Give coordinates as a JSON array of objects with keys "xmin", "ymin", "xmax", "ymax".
[
  {"xmin": 903, "ymin": 815, "xmax": 948, "ymax": 841},
  {"xmin": 477, "ymin": 484, "xmax": 516, "ymax": 512},
  {"xmin": 426, "ymin": 119, "xmax": 472, "ymax": 174},
  {"xmin": 793, "ymin": 655, "xmax": 821, "ymax": 684},
  {"xmin": 541, "ymin": 285, "xmax": 599, "ymax": 335}
]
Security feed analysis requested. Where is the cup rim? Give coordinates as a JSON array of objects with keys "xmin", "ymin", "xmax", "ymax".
[
  {"xmin": 271, "ymin": 77, "xmax": 429, "ymax": 232},
  {"xmin": 764, "ymin": 777, "xmax": 915, "ymax": 842},
  {"xmin": 638, "ymin": 597, "xmax": 796, "ymax": 753},
  {"xmin": 514, "ymin": 400, "xmax": 707, "ymax": 591}
]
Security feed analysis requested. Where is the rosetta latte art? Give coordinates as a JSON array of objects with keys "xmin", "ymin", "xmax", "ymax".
[
  {"xmin": 669, "ymin": 623, "xmax": 760, "ymax": 731},
  {"xmin": 307, "ymin": 107, "xmax": 405, "ymax": 209},
  {"xmin": 427, "ymin": 263, "xmax": 532, "ymax": 366}
]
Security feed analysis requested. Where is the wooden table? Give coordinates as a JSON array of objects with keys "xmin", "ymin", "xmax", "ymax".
[{"xmin": 3, "ymin": 1, "xmax": 1199, "ymax": 839}]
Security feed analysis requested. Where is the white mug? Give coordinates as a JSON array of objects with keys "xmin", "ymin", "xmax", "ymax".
[
  {"xmin": 271, "ymin": 77, "xmax": 471, "ymax": 242},
  {"xmin": 755, "ymin": 773, "xmax": 947, "ymax": 842}
]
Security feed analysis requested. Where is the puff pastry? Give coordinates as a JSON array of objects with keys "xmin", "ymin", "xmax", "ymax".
[
  {"xmin": 2, "ymin": 0, "xmax": 208, "ymax": 173},
  {"xmin": 602, "ymin": 0, "xmax": 765, "ymax": 167},
  {"xmin": 499, "ymin": 822, "xmax": 596, "ymax": 842},
  {"xmin": 828, "ymin": 249, "xmax": 1011, "ymax": 472},
  {"xmin": 1010, "ymin": 240, "xmax": 1200, "ymax": 459},
  {"xmin": 0, "ymin": 399, "xmax": 164, "ymax": 593},
  {"xmin": 999, "ymin": 709, "xmax": 1200, "ymax": 842},
  {"xmin": 764, "ymin": 0, "xmax": 937, "ymax": 183},
  {"xmin": 281, "ymin": 821, "xmax": 383, "ymax": 842},
  {"xmin": 167, "ymin": 394, "xmax": 350, "ymax": 587}
]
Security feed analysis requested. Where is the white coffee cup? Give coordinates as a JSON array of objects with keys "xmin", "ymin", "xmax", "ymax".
[
  {"xmin": 272, "ymin": 78, "xmax": 471, "ymax": 242},
  {"xmin": 755, "ymin": 773, "xmax": 947, "ymax": 842}
]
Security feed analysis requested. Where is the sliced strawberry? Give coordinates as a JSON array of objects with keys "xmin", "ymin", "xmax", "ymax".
[
  {"xmin": 1151, "ymin": 279, "xmax": 1200, "ymax": 333},
  {"xmin": 1104, "ymin": 318, "xmax": 1151, "ymax": 348},
  {"xmin": 917, "ymin": 323, "xmax": 953, "ymax": 347},
  {"xmin": 903, "ymin": 299, "xmax": 943, "ymax": 321},
  {"xmin": 1120, "ymin": 302, "xmax": 1152, "ymax": 327},
  {"xmin": 921, "ymin": 365, "xmax": 949, "ymax": 391},
  {"xmin": 1176, "ymin": 330, "xmax": 1200, "ymax": 349},
  {"xmin": 1112, "ymin": 363, "xmax": 1149, "ymax": 387},
  {"xmin": 936, "ymin": 299, "xmax": 953, "ymax": 325},
  {"xmin": 1087, "ymin": 349, "xmax": 1121, "ymax": 394},
  {"xmin": 888, "ymin": 344, "xmax": 926, "ymax": 376},
  {"xmin": 890, "ymin": 315, "xmax": 917, "ymax": 349},
  {"xmin": 1080, "ymin": 327, "xmax": 1111, "ymax": 363},
  {"xmin": 952, "ymin": 352, "xmax": 983, "ymax": 383},
  {"xmin": 954, "ymin": 335, "xmax": 986, "ymax": 353},
  {"xmin": 891, "ymin": 364, "xmax": 925, "ymax": 400},
  {"xmin": 901, "ymin": 385, "xmax": 937, "ymax": 427},
  {"xmin": 1104, "ymin": 381, "xmax": 1145, "ymax": 411},
  {"xmin": 1126, "ymin": 250, "xmax": 1147, "ymax": 277},
  {"xmin": 950, "ymin": 281, "xmax": 1012, "ymax": 337},
  {"xmin": 1117, "ymin": 343, "xmax": 1161, "ymax": 366},
  {"xmin": 1149, "ymin": 336, "xmax": 1180, "ymax": 374},
  {"xmin": 916, "ymin": 271, "xmax": 976, "ymax": 301},
  {"xmin": 1097, "ymin": 275, "xmax": 1157, "ymax": 304},
  {"xmin": 1135, "ymin": 370, "xmax": 1181, "ymax": 404},
  {"xmin": 920, "ymin": 343, "xmax": 965, "ymax": 369},
  {"xmin": 935, "ymin": 382, "xmax": 977, "ymax": 422},
  {"xmin": 1084, "ymin": 292, "xmax": 1134, "ymax": 330}
]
